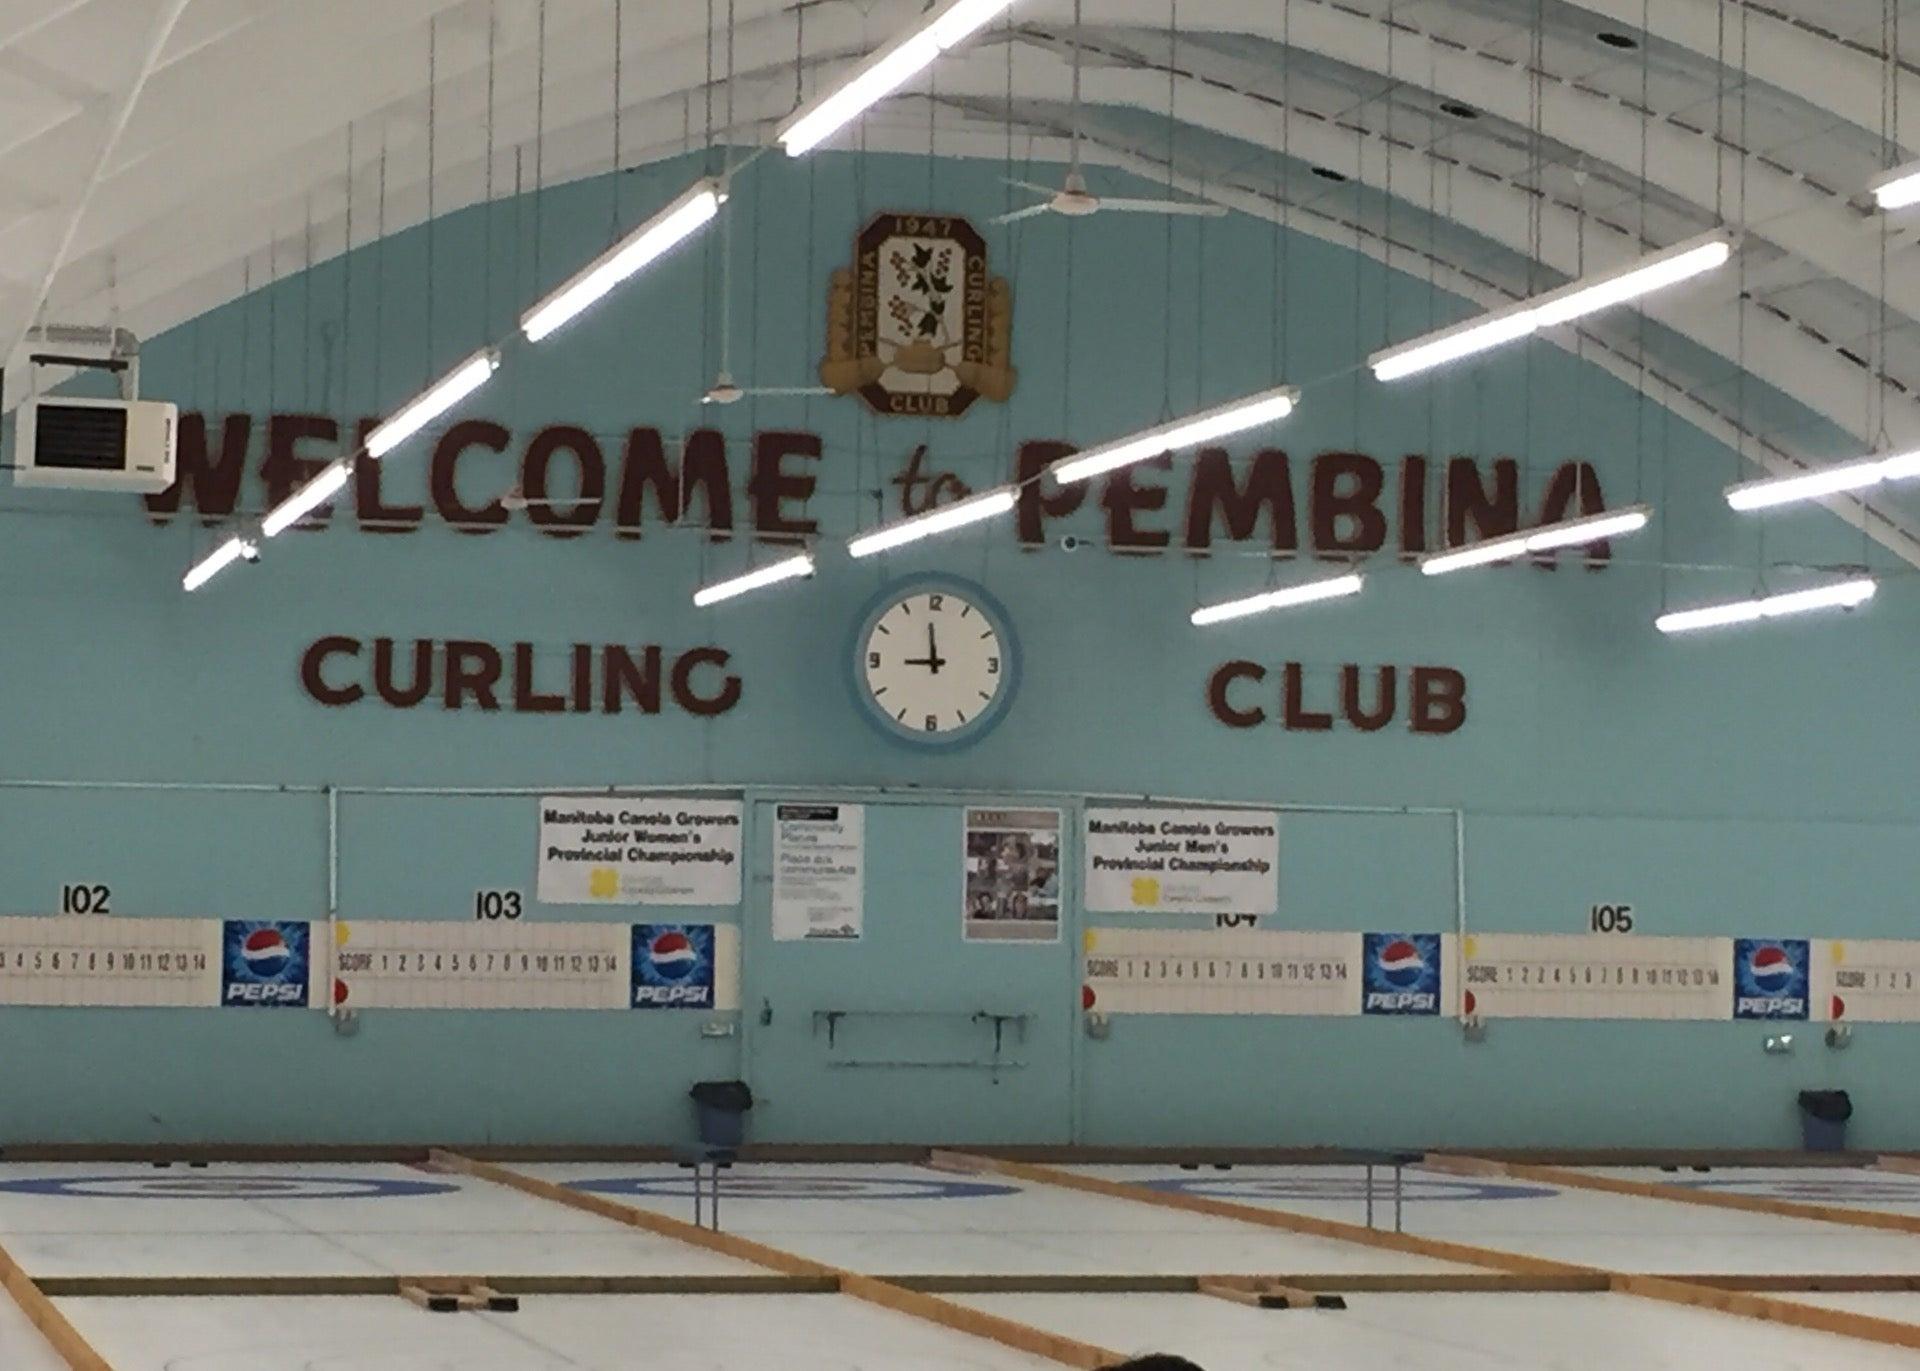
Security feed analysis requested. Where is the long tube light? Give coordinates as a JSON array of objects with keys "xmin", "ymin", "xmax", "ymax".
[
  {"xmin": 1656, "ymin": 579, "xmax": 1876, "ymax": 635},
  {"xmin": 262, "ymin": 461, "xmax": 351, "ymax": 538},
  {"xmin": 182, "ymin": 535, "xmax": 255, "ymax": 593},
  {"xmin": 1191, "ymin": 572, "xmax": 1364, "ymax": 627},
  {"xmin": 1726, "ymin": 450, "xmax": 1920, "ymax": 512},
  {"xmin": 847, "ymin": 487, "xmax": 1017, "ymax": 558},
  {"xmin": 1051, "ymin": 386, "xmax": 1300, "ymax": 486},
  {"xmin": 1419, "ymin": 504, "xmax": 1652, "ymax": 576},
  {"xmin": 520, "ymin": 181, "xmax": 723, "ymax": 342},
  {"xmin": 1371, "ymin": 232, "xmax": 1734, "ymax": 383},
  {"xmin": 693, "ymin": 553, "xmax": 815, "ymax": 608},
  {"xmin": 778, "ymin": 0, "xmax": 1019, "ymax": 156},
  {"xmin": 1869, "ymin": 159, "xmax": 1920, "ymax": 212},
  {"xmin": 365, "ymin": 348, "xmax": 501, "ymax": 458}
]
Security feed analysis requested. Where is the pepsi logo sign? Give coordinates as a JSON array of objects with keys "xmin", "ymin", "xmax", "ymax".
[
  {"xmin": 220, "ymin": 920, "xmax": 311, "ymax": 1008},
  {"xmin": 1362, "ymin": 932, "xmax": 1442, "ymax": 1015},
  {"xmin": 631, "ymin": 924, "xmax": 716, "ymax": 1009},
  {"xmin": 1733, "ymin": 938, "xmax": 1809, "ymax": 1020}
]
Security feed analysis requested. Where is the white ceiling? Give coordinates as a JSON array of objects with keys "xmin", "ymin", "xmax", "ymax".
[{"xmin": 3, "ymin": 0, "xmax": 1919, "ymax": 557}]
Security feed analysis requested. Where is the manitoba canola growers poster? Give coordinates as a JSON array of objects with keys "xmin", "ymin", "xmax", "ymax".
[
  {"xmin": 538, "ymin": 797, "xmax": 743, "ymax": 905},
  {"xmin": 1083, "ymin": 807, "xmax": 1279, "ymax": 915}
]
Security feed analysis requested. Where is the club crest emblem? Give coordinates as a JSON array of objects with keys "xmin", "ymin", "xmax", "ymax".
[{"xmin": 822, "ymin": 212, "xmax": 1015, "ymax": 418}]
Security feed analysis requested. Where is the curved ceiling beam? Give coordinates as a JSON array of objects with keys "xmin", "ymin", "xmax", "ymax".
[
  {"xmin": 1052, "ymin": 2, "xmax": 1920, "ymax": 322},
  {"xmin": 38, "ymin": 20, "xmax": 1915, "ymax": 460},
  {"xmin": 18, "ymin": 0, "xmax": 887, "ymax": 324},
  {"xmin": 1053, "ymin": 119, "xmax": 1920, "ymax": 572},
  {"xmin": 933, "ymin": 48, "xmax": 1920, "ymax": 453},
  {"xmin": 1556, "ymin": 0, "xmax": 1920, "ymax": 148}
]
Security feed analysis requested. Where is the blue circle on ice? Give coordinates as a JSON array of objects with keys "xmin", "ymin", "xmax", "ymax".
[
  {"xmin": 0, "ymin": 1174, "xmax": 457, "ymax": 1200},
  {"xmin": 1677, "ymin": 1176, "xmax": 1920, "ymax": 1203},
  {"xmin": 568, "ymin": 1173, "xmax": 1019, "ymax": 1201},
  {"xmin": 1143, "ymin": 1174, "xmax": 1556, "ymax": 1202}
]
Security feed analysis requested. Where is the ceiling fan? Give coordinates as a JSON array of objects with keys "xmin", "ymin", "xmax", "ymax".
[{"xmin": 994, "ymin": 0, "xmax": 1225, "ymax": 226}]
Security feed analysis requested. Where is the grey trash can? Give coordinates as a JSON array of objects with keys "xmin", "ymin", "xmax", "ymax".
[
  {"xmin": 690, "ymin": 1079, "xmax": 753, "ymax": 1149},
  {"xmin": 1797, "ymin": 1089, "xmax": 1852, "ymax": 1152}
]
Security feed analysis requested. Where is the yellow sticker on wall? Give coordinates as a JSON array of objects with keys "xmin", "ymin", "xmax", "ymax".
[
  {"xmin": 1130, "ymin": 876, "xmax": 1162, "ymax": 908},
  {"xmin": 334, "ymin": 922, "xmax": 351, "ymax": 946},
  {"xmin": 589, "ymin": 868, "xmax": 620, "ymax": 899}
]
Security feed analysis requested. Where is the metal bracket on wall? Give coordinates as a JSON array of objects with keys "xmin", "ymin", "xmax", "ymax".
[{"xmin": 809, "ymin": 1008, "xmax": 1031, "ymax": 1079}]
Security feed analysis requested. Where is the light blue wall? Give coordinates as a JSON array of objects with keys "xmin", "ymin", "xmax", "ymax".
[{"xmin": 0, "ymin": 151, "xmax": 1914, "ymax": 1148}]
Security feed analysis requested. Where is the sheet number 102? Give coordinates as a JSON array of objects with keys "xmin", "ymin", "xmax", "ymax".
[
  {"xmin": 59, "ymin": 883, "xmax": 112, "ymax": 915},
  {"xmin": 1588, "ymin": 903, "xmax": 1635, "ymax": 934},
  {"xmin": 473, "ymin": 890, "xmax": 524, "ymax": 921}
]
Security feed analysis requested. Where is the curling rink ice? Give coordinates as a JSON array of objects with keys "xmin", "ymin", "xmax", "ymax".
[
  {"xmin": 1071, "ymin": 1162, "xmax": 1920, "ymax": 1273},
  {"xmin": 5, "ymin": 1160, "xmax": 1920, "ymax": 1367},
  {"xmin": 0, "ymin": 1162, "xmax": 758, "ymax": 1277},
  {"xmin": 522, "ymin": 1162, "xmax": 1469, "ymax": 1274}
]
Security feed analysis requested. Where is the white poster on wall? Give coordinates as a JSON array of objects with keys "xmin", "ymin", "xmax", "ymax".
[
  {"xmin": 537, "ymin": 797, "xmax": 743, "ymax": 906},
  {"xmin": 1083, "ymin": 807, "xmax": 1279, "ymax": 915},
  {"xmin": 772, "ymin": 803, "xmax": 865, "ymax": 941}
]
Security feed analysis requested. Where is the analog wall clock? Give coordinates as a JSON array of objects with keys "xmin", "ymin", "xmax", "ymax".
[{"xmin": 851, "ymin": 578, "xmax": 1020, "ymax": 748}]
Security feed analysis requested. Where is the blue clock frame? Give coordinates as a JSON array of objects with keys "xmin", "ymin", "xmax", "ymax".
[{"xmin": 847, "ymin": 575, "xmax": 1022, "ymax": 751}]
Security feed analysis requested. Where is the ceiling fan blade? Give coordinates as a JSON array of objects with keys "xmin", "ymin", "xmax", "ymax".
[
  {"xmin": 992, "ymin": 202, "xmax": 1056, "ymax": 225},
  {"xmin": 744, "ymin": 386, "xmax": 834, "ymax": 397},
  {"xmin": 1097, "ymin": 198, "xmax": 1229, "ymax": 217},
  {"xmin": 1001, "ymin": 177, "xmax": 1059, "ymax": 196}
]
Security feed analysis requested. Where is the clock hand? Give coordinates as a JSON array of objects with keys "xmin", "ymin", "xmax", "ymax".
[{"xmin": 925, "ymin": 623, "xmax": 946, "ymax": 674}]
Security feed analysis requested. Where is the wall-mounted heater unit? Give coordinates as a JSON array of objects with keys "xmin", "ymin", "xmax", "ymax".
[{"xmin": 8, "ymin": 326, "xmax": 176, "ymax": 493}]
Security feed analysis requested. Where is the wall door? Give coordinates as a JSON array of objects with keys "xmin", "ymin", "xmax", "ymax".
[{"xmin": 741, "ymin": 797, "xmax": 1076, "ymax": 1144}]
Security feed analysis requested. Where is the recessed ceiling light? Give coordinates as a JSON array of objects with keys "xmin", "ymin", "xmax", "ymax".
[
  {"xmin": 1596, "ymin": 31, "xmax": 1639, "ymax": 50},
  {"xmin": 1310, "ymin": 166, "xmax": 1349, "ymax": 183},
  {"xmin": 1439, "ymin": 101, "xmax": 1479, "ymax": 120}
]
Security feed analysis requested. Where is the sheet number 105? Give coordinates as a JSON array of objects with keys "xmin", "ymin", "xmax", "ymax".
[{"xmin": 1588, "ymin": 903, "xmax": 1635, "ymax": 934}]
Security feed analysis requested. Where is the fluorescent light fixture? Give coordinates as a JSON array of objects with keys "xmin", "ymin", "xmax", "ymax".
[
  {"xmin": 261, "ymin": 462, "xmax": 351, "ymax": 539},
  {"xmin": 778, "ymin": 0, "xmax": 1018, "ymax": 156},
  {"xmin": 693, "ymin": 553, "xmax": 815, "ymax": 608},
  {"xmin": 1869, "ymin": 158, "xmax": 1920, "ymax": 211},
  {"xmin": 182, "ymin": 535, "xmax": 256, "ymax": 593},
  {"xmin": 1371, "ymin": 231, "xmax": 1734, "ymax": 382},
  {"xmin": 1051, "ymin": 386, "xmax": 1300, "ymax": 486},
  {"xmin": 520, "ymin": 180, "xmax": 723, "ymax": 342},
  {"xmin": 847, "ymin": 486, "xmax": 1017, "ymax": 558},
  {"xmin": 365, "ymin": 349, "xmax": 500, "ymax": 458},
  {"xmin": 1191, "ymin": 572, "xmax": 1364, "ymax": 626},
  {"xmin": 1419, "ymin": 504, "xmax": 1651, "ymax": 576},
  {"xmin": 1656, "ymin": 578, "xmax": 1876, "ymax": 635},
  {"xmin": 1726, "ymin": 449, "xmax": 1920, "ymax": 512}
]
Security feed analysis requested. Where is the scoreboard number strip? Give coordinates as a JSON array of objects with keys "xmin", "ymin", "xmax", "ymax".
[
  {"xmin": 1816, "ymin": 939, "xmax": 1920, "ymax": 1024},
  {"xmin": 327, "ymin": 920, "xmax": 632, "ymax": 1010},
  {"xmin": 0, "ymin": 915, "xmax": 219, "ymax": 1007},
  {"xmin": 1083, "ymin": 928, "xmax": 1361, "ymax": 1016},
  {"xmin": 1460, "ymin": 934, "xmax": 1730, "ymax": 1021}
]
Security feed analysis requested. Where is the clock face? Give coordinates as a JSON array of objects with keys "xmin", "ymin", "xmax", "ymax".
[{"xmin": 856, "ymin": 584, "xmax": 1015, "ymax": 745}]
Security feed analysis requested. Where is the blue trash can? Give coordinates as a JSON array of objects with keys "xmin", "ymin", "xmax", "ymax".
[
  {"xmin": 1798, "ymin": 1090, "xmax": 1852, "ymax": 1152},
  {"xmin": 690, "ymin": 1080, "xmax": 753, "ymax": 1149}
]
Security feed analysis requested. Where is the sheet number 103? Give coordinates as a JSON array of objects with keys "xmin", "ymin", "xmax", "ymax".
[{"xmin": 474, "ymin": 890, "xmax": 523, "ymax": 921}]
